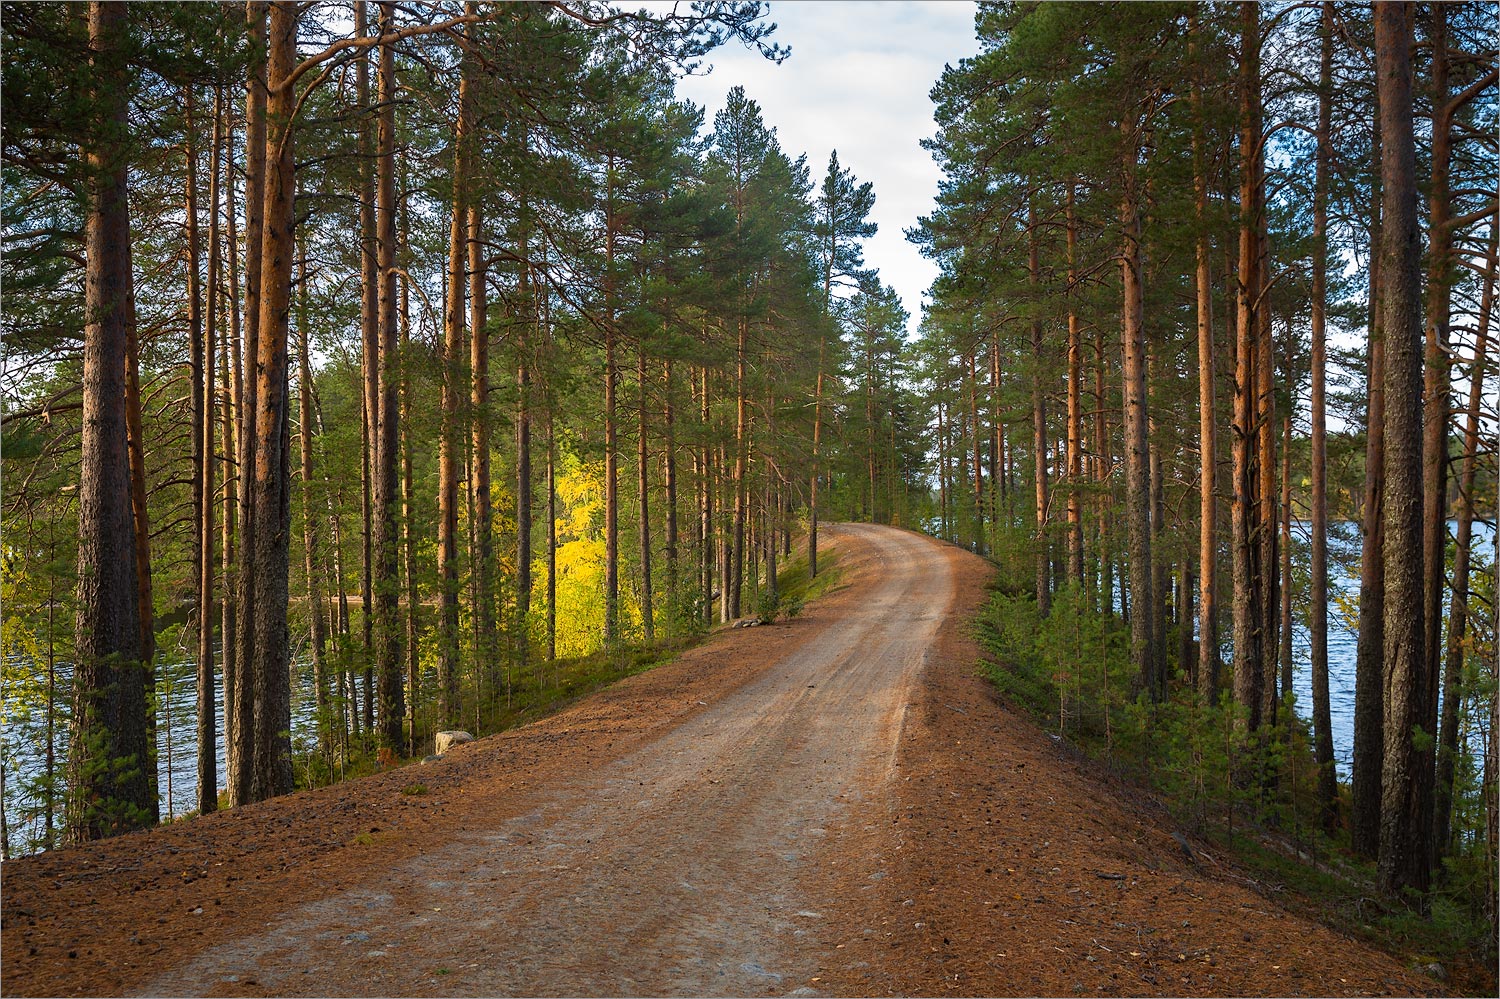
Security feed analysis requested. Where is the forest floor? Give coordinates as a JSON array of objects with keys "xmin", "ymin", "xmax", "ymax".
[{"xmin": 0, "ymin": 524, "xmax": 1445, "ymax": 997}]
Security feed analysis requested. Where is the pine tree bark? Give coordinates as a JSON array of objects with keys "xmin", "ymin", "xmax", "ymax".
[
  {"xmin": 355, "ymin": 0, "xmax": 378, "ymax": 738},
  {"xmin": 990, "ymin": 336, "xmax": 1003, "ymax": 531},
  {"xmin": 222, "ymin": 125, "xmax": 242, "ymax": 788},
  {"xmin": 604, "ymin": 160, "xmax": 621, "ymax": 639},
  {"xmin": 517, "ymin": 233, "xmax": 535, "ymax": 667},
  {"xmin": 1030, "ymin": 200, "xmax": 1051, "ymax": 615},
  {"xmin": 1065, "ymin": 185, "xmax": 1084, "ymax": 588},
  {"xmin": 1309, "ymin": 0, "xmax": 1337, "ymax": 830},
  {"xmin": 1351, "ymin": 109, "xmax": 1387, "ymax": 860},
  {"xmin": 1278, "ymin": 414, "xmax": 1293, "ymax": 703},
  {"xmin": 865, "ymin": 323, "xmax": 876, "ymax": 521},
  {"xmin": 69, "ymin": 0, "xmax": 154, "ymax": 840},
  {"xmin": 1231, "ymin": 0, "xmax": 1264, "ymax": 729},
  {"xmin": 731, "ymin": 311, "xmax": 749, "ymax": 620},
  {"xmin": 372, "ymin": 1, "xmax": 404, "ymax": 750},
  {"xmin": 1420, "ymin": 7, "xmax": 1452, "ymax": 838},
  {"xmin": 638, "ymin": 345, "xmax": 655, "ymax": 640},
  {"xmin": 968, "ymin": 350, "xmax": 983, "ymax": 552},
  {"xmin": 1257, "ymin": 209, "xmax": 1279, "ymax": 726},
  {"xmin": 1375, "ymin": 0, "xmax": 1432, "ymax": 899},
  {"xmin": 1191, "ymin": 25, "xmax": 1219, "ymax": 698},
  {"xmin": 1119, "ymin": 121, "xmax": 1154, "ymax": 700},
  {"xmin": 699, "ymin": 368, "xmax": 717, "ymax": 625},
  {"xmin": 297, "ymin": 248, "xmax": 329, "ymax": 762},
  {"xmin": 663, "ymin": 360, "xmax": 680, "ymax": 609},
  {"xmin": 1094, "ymin": 323, "xmax": 1112, "ymax": 616},
  {"xmin": 243, "ymin": 0, "xmax": 297, "ymax": 802},
  {"xmin": 186, "ymin": 83, "xmax": 207, "ymax": 812},
  {"xmin": 198, "ymin": 82, "xmax": 223, "ymax": 816},
  {"xmin": 400, "ymin": 265, "xmax": 420, "ymax": 755},
  {"xmin": 513, "ymin": 133, "xmax": 532, "ymax": 671},
  {"xmin": 437, "ymin": 36, "xmax": 472, "ymax": 725},
  {"xmin": 232, "ymin": 0, "xmax": 268, "ymax": 806},
  {"xmin": 469, "ymin": 202, "xmax": 493, "ymax": 680}
]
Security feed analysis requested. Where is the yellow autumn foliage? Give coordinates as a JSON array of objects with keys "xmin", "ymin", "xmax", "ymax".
[{"xmin": 526, "ymin": 452, "xmax": 639, "ymax": 658}]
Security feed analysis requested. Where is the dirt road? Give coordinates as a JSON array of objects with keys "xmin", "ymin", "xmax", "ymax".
[
  {"xmin": 148, "ymin": 523, "xmax": 944, "ymax": 996},
  {"xmin": 2, "ymin": 524, "xmax": 1440, "ymax": 997}
]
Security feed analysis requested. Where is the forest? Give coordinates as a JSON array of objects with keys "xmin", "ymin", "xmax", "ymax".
[
  {"xmin": 909, "ymin": 0, "xmax": 1498, "ymax": 922},
  {"xmin": 0, "ymin": 0, "xmax": 1496, "ymax": 945}
]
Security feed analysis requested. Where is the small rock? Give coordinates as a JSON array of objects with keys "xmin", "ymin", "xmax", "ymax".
[
  {"xmin": 739, "ymin": 961, "xmax": 781, "ymax": 981},
  {"xmin": 434, "ymin": 731, "xmax": 473, "ymax": 755},
  {"xmin": 1419, "ymin": 962, "xmax": 1447, "ymax": 982},
  {"xmin": 422, "ymin": 755, "xmax": 442, "ymax": 764},
  {"xmin": 344, "ymin": 932, "xmax": 371, "ymax": 944}
]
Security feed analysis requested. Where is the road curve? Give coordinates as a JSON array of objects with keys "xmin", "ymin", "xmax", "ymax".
[{"xmin": 144, "ymin": 523, "xmax": 957, "ymax": 997}]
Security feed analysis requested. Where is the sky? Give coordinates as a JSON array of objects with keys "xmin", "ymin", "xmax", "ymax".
[{"xmin": 668, "ymin": 1, "xmax": 981, "ymax": 338}]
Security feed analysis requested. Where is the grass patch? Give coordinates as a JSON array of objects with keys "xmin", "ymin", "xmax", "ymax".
[
  {"xmin": 765, "ymin": 546, "xmax": 842, "ymax": 621},
  {"xmin": 481, "ymin": 636, "xmax": 696, "ymax": 734}
]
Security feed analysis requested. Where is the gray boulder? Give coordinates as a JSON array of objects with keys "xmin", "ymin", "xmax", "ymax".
[{"xmin": 433, "ymin": 730, "xmax": 474, "ymax": 756}]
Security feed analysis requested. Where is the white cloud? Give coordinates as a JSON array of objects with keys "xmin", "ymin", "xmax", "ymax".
[{"xmin": 671, "ymin": 1, "xmax": 980, "ymax": 336}]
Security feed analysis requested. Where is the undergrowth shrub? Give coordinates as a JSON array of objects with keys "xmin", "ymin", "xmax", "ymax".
[
  {"xmin": 977, "ymin": 582, "xmax": 1325, "ymax": 843},
  {"xmin": 973, "ymin": 576, "xmax": 1497, "ymax": 980}
]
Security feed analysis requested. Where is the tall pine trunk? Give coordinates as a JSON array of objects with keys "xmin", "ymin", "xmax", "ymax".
[
  {"xmin": 1065, "ymin": 185, "xmax": 1084, "ymax": 588},
  {"xmin": 233, "ymin": 0, "xmax": 268, "ymax": 805},
  {"xmin": 437, "ymin": 36, "xmax": 472, "ymax": 725},
  {"xmin": 69, "ymin": 0, "xmax": 154, "ymax": 840},
  {"xmin": 1420, "ymin": 9, "xmax": 1452, "ymax": 814},
  {"xmin": 244, "ymin": 0, "xmax": 297, "ymax": 802},
  {"xmin": 638, "ymin": 345, "xmax": 655, "ymax": 640},
  {"xmin": 355, "ymin": 0, "xmax": 378, "ymax": 738},
  {"xmin": 1231, "ymin": 1, "xmax": 1264, "ymax": 729},
  {"xmin": 1374, "ymin": 0, "xmax": 1431, "ymax": 899},
  {"xmin": 470, "ymin": 202, "xmax": 493, "ymax": 683},
  {"xmin": 400, "ymin": 266, "xmax": 420, "ymax": 754},
  {"xmin": 221, "ymin": 118, "xmax": 242, "ymax": 788},
  {"xmin": 1308, "ymin": 0, "xmax": 1337, "ymax": 830},
  {"xmin": 663, "ymin": 360, "xmax": 680, "ymax": 610},
  {"xmin": 604, "ymin": 162, "xmax": 621, "ymax": 640},
  {"xmin": 1030, "ymin": 200, "xmax": 1051, "ymax": 615},
  {"xmin": 297, "ymin": 250, "xmax": 329, "ymax": 762},
  {"xmin": 197, "ymin": 82, "xmax": 223, "ymax": 816},
  {"xmin": 185, "ymin": 82, "xmax": 205, "ymax": 804},
  {"xmin": 1191, "ymin": 24, "xmax": 1219, "ymax": 698},
  {"xmin": 1119, "ymin": 121, "xmax": 1154, "ymax": 700},
  {"xmin": 372, "ymin": 2, "xmax": 405, "ymax": 749},
  {"xmin": 1351, "ymin": 109, "xmax": 1387, "ymax": 860}
]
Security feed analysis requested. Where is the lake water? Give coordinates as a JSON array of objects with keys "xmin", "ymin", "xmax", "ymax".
[
  {"xmin": 2, "ymin": 652, "xmax": 326, "ymax": 853},
  {"xmin": 1287, "ymin": 519, "xmax": 1495, "ymax": 779},
  {"xmin": 4, "ymin": 520, "xmax": 1493, "ymax": 852}
]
